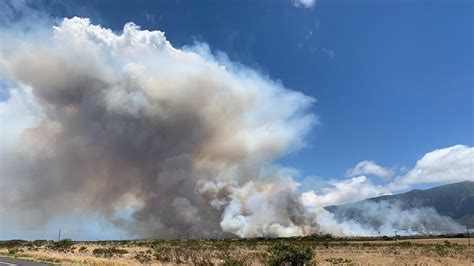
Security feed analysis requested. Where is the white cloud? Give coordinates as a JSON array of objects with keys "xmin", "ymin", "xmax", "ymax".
[
  {"xmin": 346, "ymin": 160, "xmax": 394, "ymax": 179},
  {"xmin": 392, "ymin": 145, "xmax": 474, "ymax": 187},
  {"xmin": 293, "ymin": 0, "xmax": 316, "ymax": 9},
  {"xmin": 301, "ymin": 175, "xmax": 391, "ymax": 206}
]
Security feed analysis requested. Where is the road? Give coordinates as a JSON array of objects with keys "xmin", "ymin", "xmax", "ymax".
[{"xmin": 0, "ymin": 257, "xmax": 51, "ymax": 266}]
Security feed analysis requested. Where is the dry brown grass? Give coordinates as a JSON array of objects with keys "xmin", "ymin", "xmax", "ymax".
[
  {"xmin": 315, "ymin": 240, "xmax": 473, "ymax": 265},
  {"xmin": 1, "ymin": 237, "xmax": 472, "ymax": 265}
]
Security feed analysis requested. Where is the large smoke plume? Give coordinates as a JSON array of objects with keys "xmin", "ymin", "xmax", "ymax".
[
  {"xmin": 1, "ymin": 17, "xmax": 318, "ymax": 238},
  {"xmin": 0, "ymin": 17, "xmax": 464, "ymax": 239}
]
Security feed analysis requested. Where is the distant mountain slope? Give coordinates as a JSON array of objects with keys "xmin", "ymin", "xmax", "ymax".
[{"xmin": 325, "ymin": 181, "xmax": 474, "ymax": 227}]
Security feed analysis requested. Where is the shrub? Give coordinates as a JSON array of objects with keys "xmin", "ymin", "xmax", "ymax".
[
  {"xmin": 49, "ymin": 239, "xmax": 75, "ymax": 253},
  {"xmin": 443, "ymin": 240, "xmax": 455, "ymax": 247},
  {"xmin": 432, "ymin": 244, "xmax": 449, "ymax": 256},
  {"xmin": 303, "ymin": 234, "xmax": 334, "ymax": 241},
  {"xmin": 0, "ymin": 240, "xmax": 27, "ymax": 249},
  {"xmin": 32, "ymin": 240, "xmax": 48, "ymax": 247},
  {"xmin": 397, "ymin": 241, "xmax": 413, "ymax": 247},
  {"xmin": 8, "ymin": 248, "xmax": 22, "ymax": 255},
  {"xmin": 134, "ymin": 250, "xmax": 151, "ymax": 263},
  {"xmin": 323, "ymin": 241, "xmax": 330, "ymax": 248},
  {"xmin": 269, "ymin": 243, "xmax": 314, "ymax": 266},
  {"xmin": 153, "ymin": 246, "xmax": 172, "ymax": 262},
  {"xmin": 92, "ymin": 247, "xmax": 128, "ymax": 258},
  {"xmin": 326, "ymin": 257, "xmax": 353, "ymax": 265},
  {"xmin": 79, "ymin": 246, "xmax": 88, "ymax": 253}
]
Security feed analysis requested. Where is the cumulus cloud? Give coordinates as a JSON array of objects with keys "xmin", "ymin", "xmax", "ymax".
[
  {"xmin": 0, "ymin": 17, "xmax": 318, "ymax": 238},
  {"xmin": 293, "ymin": 0, "xmax": 316, "ymax": 9},
  {"xmin": 346, "ymin": 160, "xmax": 394, "ymax": 179},
  {"xmin": 392, "ymin": 145, "xmax": 474, "ymax": 187}
]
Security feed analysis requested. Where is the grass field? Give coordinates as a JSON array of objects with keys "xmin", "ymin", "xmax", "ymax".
[{"xmin": 1, "ymin": 236, "xmax": 472, "ymax": 265}]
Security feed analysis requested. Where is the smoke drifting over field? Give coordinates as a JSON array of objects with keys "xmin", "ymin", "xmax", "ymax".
[
  {"xmin": 0, "ymin": 17, "xmax": 464, "ymax": 239},
  {"xmin": 311, "ymin": 201, "xmax": 463, "ymax": 236}
]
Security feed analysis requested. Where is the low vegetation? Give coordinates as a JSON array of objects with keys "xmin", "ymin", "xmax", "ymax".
[
  {"xmin": 269, "ymin": 242, "xmax": 314, "ymax": 265},
  {"xmin": 48, "ymin": 239, "xmax": 75, "ymax": 253},
  {"xmin": 78, "ymin": 246, "xmax": 88, "ymax": 253},
  {"xmin": 325, "ymin": 257, "xmax": 354, "ymax": 264},
  {"xmin": 92, "ymin": 247, "xmax": 128, "ymax": 258},
  {"xmin": 0, "ymin": 236, "xmax": 471, "ymax": 265}
]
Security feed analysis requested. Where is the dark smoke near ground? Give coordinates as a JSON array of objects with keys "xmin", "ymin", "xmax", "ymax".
[{"xmin": 0, "ymin": 17, "xmax": 463, "ymax": 239}]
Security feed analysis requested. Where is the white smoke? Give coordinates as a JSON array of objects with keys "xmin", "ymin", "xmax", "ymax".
[{"xmin": 303, "ymin": 201, "xmax": 463, "ymax": 236}]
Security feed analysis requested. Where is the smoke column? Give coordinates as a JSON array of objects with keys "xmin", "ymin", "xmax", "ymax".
[
  {"xmin": 0, "ymin": 17, "xmax": 463, "ymax": 238},
  {"xmin": 0, "ymin": 17, "xmax": 319, "ymax": 238}
]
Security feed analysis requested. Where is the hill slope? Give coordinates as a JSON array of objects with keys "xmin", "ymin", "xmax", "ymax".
[{"xmin": 325, "ymin": 181, "xmax": 474, "ymax": 227}]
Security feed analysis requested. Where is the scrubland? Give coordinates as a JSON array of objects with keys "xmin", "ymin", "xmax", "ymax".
[{"xmin": 1, "ymin": 236, "xmax": 472, "ymax": 265}]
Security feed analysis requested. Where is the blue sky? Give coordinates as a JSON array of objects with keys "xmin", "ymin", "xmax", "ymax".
[
  {"xmin": 0, "ymin": 0, "xmax": 472, "ymax": 240},
  {"xmin": 37, "ymin": 0, "xmax": 474, "ymax": 180}
]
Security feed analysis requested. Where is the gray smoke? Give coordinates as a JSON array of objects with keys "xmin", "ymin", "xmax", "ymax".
[{"xmin": 0, "ymin": 17, "xmax": 318, "ymax": 238}]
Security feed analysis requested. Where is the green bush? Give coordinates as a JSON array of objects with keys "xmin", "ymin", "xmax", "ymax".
[
  {"xmin": 32, "ymin": 240, "xmax": 48, "ymax": 247},
  {"xmin": 134, "ymin": 250, "xmax": 152, "ymax": 263},
  {"xmin": 92, "ymin": 247, "xmax": 128, "ymax": 258},
  {"xmin": 432, "ymin": 244, "xmax": 449, "ymax": 256},
  {"xmin": 8, "ymin": 248, "xmax": 22, "ymax": 255},
  {"xmin": 0, "ymin": 240, "xmax": 27, "ymax": 249},
  {"xmin": 325, "ymin": 257, "xmax": 353, "ymax": 265},
  {"xmin": 397, "ymin": 241, "xmax": 413, "ymax": 247},
  {"xmin": 153, "ymin": 246, "xmax": 172, "ymax": 262},
  {"xmin": 269, "ymin": 243, "xmax": 314, "ymax": 266},
  {"xmin": 323, "ymin": 241, "xmax": 330, "ymax": 248},
  {"xmin": 49, "ymin": 239, "xmax": 75, "ymax": 253},
  {"xmin": 79, "ymin": 246, "xmax": 88, "ymax": 253}
]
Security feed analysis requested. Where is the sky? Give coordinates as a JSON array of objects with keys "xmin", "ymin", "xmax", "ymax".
[{"xmin": 0, "ymin": 0, "xmax": 473, "ymax": 240}]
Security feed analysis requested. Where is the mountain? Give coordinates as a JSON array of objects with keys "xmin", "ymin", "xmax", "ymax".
[{"xmin": 325, "ymin": 181, "xmax": 474, "ymax": 227}]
